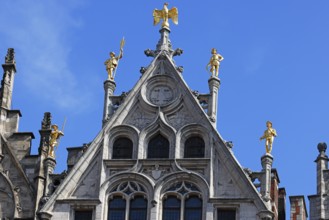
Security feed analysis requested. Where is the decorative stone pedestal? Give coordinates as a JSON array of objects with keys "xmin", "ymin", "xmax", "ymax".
[
  {"xmin": 208, "ymin": 77, "xmax": 220, "ymax": 125},
  {"xmin": 260, "ymin": 153, "xmax": 274, "ymax": 209},
  {"xmin": 103, "ymin": 80, "xmax": 116, "ymax": 126}
]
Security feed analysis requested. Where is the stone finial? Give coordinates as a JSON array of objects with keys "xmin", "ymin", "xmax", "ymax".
[
  {"xmin": 317, "ymin": 142, "xmax": 327, "ymax": 153},
  {"xmin": 41, "ymin": 112, "xmax": 52, "ymax": 130},
  {"xmin": 5, "ymin": 48, "xmax": 15, "ymax": 64}
]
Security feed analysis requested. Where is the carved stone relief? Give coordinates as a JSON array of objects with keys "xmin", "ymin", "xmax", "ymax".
[
  {"xmin": 125, "ymin": 107, "xmax": 154, "ymax": 130},
  {"xmin": 142, "ymin": 163, "xmax": 170, "ymax": 180},
  {"xmin": 167, "ymin": 106, "xmax": 194, "ymax": 130},
  {"xmin": 0, "ymin": 174, "xmax": 15, "ymax": 219}
]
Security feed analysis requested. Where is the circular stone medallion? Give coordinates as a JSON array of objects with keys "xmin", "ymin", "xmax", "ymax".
[{"xmin": 149, "ymin": 85, "xmax": 174, "ymax": 106}]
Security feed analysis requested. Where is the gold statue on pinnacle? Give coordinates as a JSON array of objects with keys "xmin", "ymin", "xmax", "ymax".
[
  {"xmin": 207, "ymin": 48, "xmax": 224, "ymax": 78},
  {"xmin": 153, "ymin": 3, "xmax": 178, "ymax": 29},
  {"xmin": 104, "ymin": 38, "xmax": 125, "ymax": 80},
  {"xmin": 48, "ymin": 124, "xmax": 64, "ymax": 158},
  {"xmin": 260, "ymin": 121, "xmax": 277, "ymax": 154}
]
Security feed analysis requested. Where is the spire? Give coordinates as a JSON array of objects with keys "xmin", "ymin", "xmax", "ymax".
[
  {"xmin": 35, "ymin": 112, "xmax": 54, "ymax": 213},
  {"xmin": 156, "ymin": 27, "xmax": 173, "ymax": 52},
  {"xmin": 5, "ymin": 48, "xmax": 16, "ymax": 64},
  {"xmin": 144, "ymin": 27, "xmax": 183, "ymax": 59},
  {"xmin": 1, "ymin": 48, "xmax": 17, "ymax": 110},
  {"xmin": 145, "ymin": 4, "xmax": 183, "ymax": 59}
]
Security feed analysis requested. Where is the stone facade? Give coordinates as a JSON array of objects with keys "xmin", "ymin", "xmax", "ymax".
[{"xmin": 0, "ymin": 25, "xmax": 288, "ymax": 219}]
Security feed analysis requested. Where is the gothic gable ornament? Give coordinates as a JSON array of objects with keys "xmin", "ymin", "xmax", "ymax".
[{"xmin": 38, "ymin": 4, "xmax": 275, "ymax": 220}]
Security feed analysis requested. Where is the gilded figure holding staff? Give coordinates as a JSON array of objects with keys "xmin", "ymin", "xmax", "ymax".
[
  {"xmin": 48, "ymin": 124, "xmax": 64, "ymax": 158},
  {"xmin": 105, "ymin": 38, "xmax": 125, "ymax": 80}
]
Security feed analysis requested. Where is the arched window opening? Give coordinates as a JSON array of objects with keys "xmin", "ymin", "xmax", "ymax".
[
  {"xmin": 108, "ymin": 196, "xmax": 126, "ymax": 220},
  {"xmin": 147, "ymin": 134, "xmax": 169, "ymax": 158},
  {"xmin": 184, "ymin": 195, "xmax": 202, "ymax": 220},
  {"xmin": 112, "ymin": 137, "xmax": 133, "ymax": 159},
  {"xmin": 184, "ymin": 136, "xmax": 205, "ymax": 158},
  {"xmin": 162, "ymin": 182, "xmax": 203, "ymax": 220},
  {"xmin": 108, "ymin": 182, "xmax": 148, "ymax": 220},
  {"xmin": 129, "ymin": 196, "xmax": 147, "ymax": 220},
  {"xmin": 163, "ymin": 196, "xmax": 181, "ymax": 220}
]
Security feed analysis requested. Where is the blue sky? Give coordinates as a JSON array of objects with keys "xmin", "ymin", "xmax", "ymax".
[{"xmin": 1, "ymin": 0, "xmax": 329, "ymax": 216}]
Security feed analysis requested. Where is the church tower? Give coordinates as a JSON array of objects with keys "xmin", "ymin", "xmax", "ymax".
[{"xmin": 37, "ymin": 4, "xmax": 279, "ymax": 220}]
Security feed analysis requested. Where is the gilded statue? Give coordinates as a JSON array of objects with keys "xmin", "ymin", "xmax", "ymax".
[
  {"xmin": 153, "ymin": 3, "xmax": 178, "ymax": 29},
  {"xmin": 207, "ymin": 48, "xmax": 224, "ymax": 78},
  {"xmin": 104, "ymin": 38, "xmax": 125, "ymax": 80},
  {"xmin": 260, "ymin": 121, "xmax": 277, "ymax": 154},
  {"xmin": 48, "ymin": 124, "xmax": 64, "ymax": 158}
]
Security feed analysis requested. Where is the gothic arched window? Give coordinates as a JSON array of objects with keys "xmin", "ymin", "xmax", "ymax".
[
  {"xmin": 108, "ymin": 196, "xmax": 126, "ymax": 220},
  {"xmin": 147, "ymin": 134, "xmax": 169, "ymax": 158},
  {"xmin": 112, "ymin": 137, "xmax": 133, "ymax": 159},
  {"xmin": 129, "ymin": 196, "xmax": 147, "ymax": 220},
  {"xmin": 184, "ymin": 195, "xmax": 202, "ymax": 220},
  {"xmin": 108, "ymin": 182, "xmax": 148, "ymax": 220},
  {"xmin": 162, "ymin": 182, "xmax": 202, "ymax": 220},
  {"xmin": 184, "ymin": 136, "xmax": 205, "ymax": 158},
  {"xmin": 163, "ymin": 196, "xmax": 181, "ymax": 220}
]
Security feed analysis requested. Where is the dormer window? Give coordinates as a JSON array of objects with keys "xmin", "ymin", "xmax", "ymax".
[
  {"xmin": 184, "ymin": 136, "xmax": 205, "ymax": 158},
  {"xmin": 112, "ymin": 137, "xmax": 133, "ymax": 159},
  {"xmin": 147, "ymin": 134, "xmax": 169, "ymax": 158}
]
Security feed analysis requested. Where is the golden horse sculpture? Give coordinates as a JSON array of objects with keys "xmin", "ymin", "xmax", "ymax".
[{"xmin": 153, "ymin": 3, "xmax": 178, "ymax": 29}]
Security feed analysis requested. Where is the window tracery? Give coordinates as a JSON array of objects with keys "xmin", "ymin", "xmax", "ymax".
[
  {"xmin": 162, "ymin": 181, "xmax": 202, "ymax": 220},
  {"xmin": 108, "ymin": 181, "xmax": 147, "ymax": 220}
]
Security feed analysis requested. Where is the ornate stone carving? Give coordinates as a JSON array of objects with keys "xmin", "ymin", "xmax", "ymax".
[
  {"xmin": 110, "ymin": 181, "xmax": 146, "ymax": 195},
  {"xmin": 126, "ymin": 107, "xmax": 154, "ymax": 130},
  {"xmin": 173, "ymin": 48, "xmax": 183, "ymax": 57},
  {"xmin": 144, "ymin": 49, "xmax": 156, "ymax": 57},
  {"xmin": 176, "ymin": 66, "xmax": 183, "ymax": 73},
  {"xmin": 142, "ymin": 164, "xmax": 170, "ymax": 180},
  {"xmin": 149, "ymin": 85, "xmax": 174, "ymax": 106},
  {"xmin": 167, "ymin": 107, "xmax": 193, "ymax": 130},
  {"xmin": 0, "ymin": 174, "xmax": 15, "ymax": 218},
  {"xmin": 140, "ymin": 67, "xmax": 147, "ymax": 74},
  {"xmin": 5, "ymin": 48, "xmax": 15, "ymax": 64},
  {"xmin": 38, "ymin": 196, "xmax": 50, "ymax": 211},
  {"xmin": 4, "ymin": 70, "xmax": 11, "ymax": 84},
  {"xmin": 42, "ymin": 112, "xmax": 52, "ymax": 130},
  {"xmin": 14, "ymin": 187, "xmax": 22, "ymax": 213}
]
